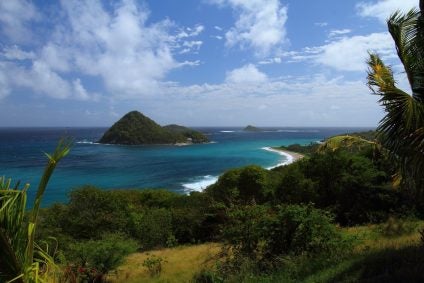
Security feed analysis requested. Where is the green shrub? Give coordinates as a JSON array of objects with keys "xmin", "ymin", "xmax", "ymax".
[
  {"xmin": 378, "ymin": 217, "xmax": 418, "ymax": 237},
  {"xmin": 192, "ymin": 269, "xmax": 223, "ymax": 283},
  {"xmin": 221, "ymin": 204, "xmax": 353, "ymax": 274},
  {"xmin": 67, "ymin": 233, "xmax": 137, "ymax": 281},
  {"xmin": 206, "ymin": 165, "xmax": 273, "ymax": 206},
  {"xmin": 137, "ymin": 208, "xmax": 173, "ymax": 250},
  {"xmin": 142, "ymin": 255, "xmax": 167, "ymax": 277},
  {"xmin": 63, "ymin": 186, "xmax": 130, "ymax": 239}
]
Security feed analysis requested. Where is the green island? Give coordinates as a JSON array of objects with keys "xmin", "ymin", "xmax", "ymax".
[
  {"xmin": 2, "ymin": 2, "xmax": 424, "ymax": 283},
  {"xmin": 98, "ymin": 111, "xmax": 209, "ymax": 145},
  {"xmin": 243, "ymin": 125, "xmax": 262, "ymax": 132}
]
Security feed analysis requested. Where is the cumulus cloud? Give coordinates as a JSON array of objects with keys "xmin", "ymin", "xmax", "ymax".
[
  {"xmin": 226, "ymin": 64, "xmax": 268, "ymax": 84},
  {"xmin": 286, "ymin": 32, "xmax": 395, "ymax": 72},
  {"xmin": 211, "ymin": 0, "xmax": 288, "ymax": 56},
  {"xmin": 0, "ymin": 0, "xmax": 204, "ymax": 101},
  {"xmin": 314, "ymin": 33, "xmax": 395, "ymax": 71},
  {"xmin": 0, "ymin": 0, "xmax": 39, "ymax": 43},
  {"xmin": 59, "ymin": 0, "xmax": 177, "ymax": 97},
  {"xmin": 357, "ymin": 0, "xmax": 417, "ymax": 22}
]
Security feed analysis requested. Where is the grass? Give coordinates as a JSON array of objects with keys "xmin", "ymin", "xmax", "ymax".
[
  {"xmin": 108, "ymin": 243, "xmax": 221, "ymax": 283},
  {"xmin": 266, "ymin": 220, "xmax": 424, "ymax": 283},
  {"xmin": 108, "ymin": 220, "xmax": 424, "ymax": 282}
]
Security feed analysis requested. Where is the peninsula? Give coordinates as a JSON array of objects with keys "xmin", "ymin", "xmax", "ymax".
[{"xmin": 98, "ymin": 111, "xmax": 209, "ymax": 145}]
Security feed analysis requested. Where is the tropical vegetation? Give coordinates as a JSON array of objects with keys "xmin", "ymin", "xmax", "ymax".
[
  {"xmin": 98, "ymin": 111, "xmax": 209, "ymax": 145},
  {"xmin": 2, "ymin": 1, "xmax": 424, "ymax": 282},
  {"xmin": 0, "ymin": 139, "xmax": 71, "ymax": 282},
  {"xmin": 367, "ymin": 2, "xmax": 424, "ymax": 189}
]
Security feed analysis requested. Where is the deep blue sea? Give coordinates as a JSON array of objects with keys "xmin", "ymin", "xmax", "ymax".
[{"xmin": 0, "ymin": 127, "xmax": 372, "ymax": 206}]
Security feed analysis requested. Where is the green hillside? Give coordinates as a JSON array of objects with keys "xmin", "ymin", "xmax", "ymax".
[{"xmin": 98, "ymin": 111, "xmax": 208, "ymax": 145}]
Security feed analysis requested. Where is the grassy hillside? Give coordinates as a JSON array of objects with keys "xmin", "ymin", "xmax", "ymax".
[
  {"xmin": 108, "ymin": 221, "xmax": 424, "ymax": 282},
  {"xmin": 109, "ymin": 243, "xmax": 220, "ymax": 283}
]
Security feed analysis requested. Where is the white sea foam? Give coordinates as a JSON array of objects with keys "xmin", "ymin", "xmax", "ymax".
[
  {"xmin": 262, "ymin": 147, "xmax": 295, "ymax": 169},
  {"xmin": 182, "ymin": 175, "xmax": 218, "ymax": 192},
  {"xmin": 76, "ymin": 140, "xmax": 95, "ymax": 144},
  {"xmin": 220, "ymin": 130, "xmax": 235, "ymax": 133},
  {"xmin": 76, "ymin": 140, "xmax": 109, "ymax": 145}
]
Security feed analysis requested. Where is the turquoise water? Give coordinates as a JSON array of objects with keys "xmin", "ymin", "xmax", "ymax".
[{"xmin": 0, "ymin": 127, "xmax": 372, "ymax": 206}]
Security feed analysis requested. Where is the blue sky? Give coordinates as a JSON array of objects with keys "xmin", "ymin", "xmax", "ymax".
[{"xmin": 0, "ymin": 0, "xmax": 418, "ymax": 127}]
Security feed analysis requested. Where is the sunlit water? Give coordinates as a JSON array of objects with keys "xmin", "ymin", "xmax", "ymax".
[{"xmin": 0, "ymin": 127, "xmax": 372, "ymax": 206}]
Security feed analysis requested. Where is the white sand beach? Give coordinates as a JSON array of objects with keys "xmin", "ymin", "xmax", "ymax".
[{"xmin": 262, "ymin": 147, "xmax": 305, "ymax": 169}]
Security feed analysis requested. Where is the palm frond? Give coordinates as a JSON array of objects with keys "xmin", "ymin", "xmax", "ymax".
[
  {"xmin": 0, "ymin": 139, "xmax": 72, "ymax": 282},
  {"xmin": 388, "ymin": 9, "xmax": 424, "ymax": 100}
]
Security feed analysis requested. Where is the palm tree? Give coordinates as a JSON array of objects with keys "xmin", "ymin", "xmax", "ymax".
[{"xmin": 367, "ymin": 0, "xmax": 424, "ymax": 189}]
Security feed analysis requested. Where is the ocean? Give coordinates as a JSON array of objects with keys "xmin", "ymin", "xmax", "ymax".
[{"xmin": 0, "ymin": 127, "xmax": 372, "ymax": 206}]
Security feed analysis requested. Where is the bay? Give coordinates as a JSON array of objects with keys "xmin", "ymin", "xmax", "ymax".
[{"xmin": 0, "ymin": 127, "xmax": 372, "ymax": 206}]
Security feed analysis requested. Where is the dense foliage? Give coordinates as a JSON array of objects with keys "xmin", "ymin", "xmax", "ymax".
[
  {"xmin": 33, "ymin": 136, "xmax": 421, "ymax": 281},
  {"xmin": 367, "ymin": 6, "xmax": 424, "ymax": 189},
  {"xmin": 220, "ymin": 204, "xmax": 352, "ymax": 273},
  {"xmin": 98, "ymin": 111, "xmax": 209, "ymax": 145},
  {"xmin": 163, "ymin": 124, "xmax": 209, "ymax": 143}
]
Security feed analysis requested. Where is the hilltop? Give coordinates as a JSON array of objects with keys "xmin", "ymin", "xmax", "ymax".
[
  {"xmin": 243, "ymin": 125, "xmax": 262, "ymax": 132},
  {"xmin": 98, "ymin": 111, "xmax": 208, "ymax": 145}
]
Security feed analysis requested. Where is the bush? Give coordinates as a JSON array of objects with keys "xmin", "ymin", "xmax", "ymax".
[
  {"xmin": 206, "ymin": 165, "xmax": 273, "ymax": 206},
  {"xmin": 137, "ymin": 208, "xmax": 174, "ymax": 250},
  {"xmin": 63, "ymin": 186, "xmax": 130, "ymax": 239},
  {"xmin": 142, "ymin": 255, "xmax": 167, "ymax": 277},
  {"xmin": 221, "ymin": 204, "xmax": 353, "ymax": 273},
  {"xmin": 378, "ymin": 217, "xmax": 418, "ymax": 237},
  {"xmin": 67, "ymin": 233, "xmax": 137, "ymax": 281}
]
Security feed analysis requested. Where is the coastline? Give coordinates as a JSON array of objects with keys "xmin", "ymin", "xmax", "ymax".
[
  {"xmin": 262, "ymin": 147, "xmax": 305, "ymax": 169},
  {"xmin": 183, "ymin": 147, "xmax": 305, "ymax": 192}
]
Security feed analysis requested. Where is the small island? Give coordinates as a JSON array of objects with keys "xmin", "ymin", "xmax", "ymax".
[
  {"xmin": 243, "ymin": 125, "xmax": 262, "ymax": 132},
  {"xmin": 98, "ymin": 111, "xmax": 209, "ymax": 145}
]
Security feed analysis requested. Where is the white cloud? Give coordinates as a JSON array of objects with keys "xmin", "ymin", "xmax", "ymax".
[
  {"xmin": 212, "ymin": 0, "xmax": 288, "ymax": 56},
  {"xmin": 179, "ymin": 40, "xmax": 203, "ymax": 54},
  {"xmin": 357, "ymin": 0, "xmax": 417, "ymax": 22},
  {"xmin": 286, "ymin": 32, "xmax": 395, "ymax": 72},
  {"xmin": 155, "ymin": 74, "xmax": 382, "ymax": 126},
  {"xmin": 21, "ymin": 60, "xmax": 72, "ymax": 99},
  {"xmin": 0, "ymin": 0, "xmax": 204, "ymax": 101},
  {"xmin": 226, "ymin": 64, "xmax": 268, "ymax": 84},
  {"xmin": 258, "ymin": 57, "xmax": 282, "ymax": 65},
  {"xmin": 314, "ymin": 33, "xmax": 395, "ymax": 71},
  {"xmin": 328, "ymin": 29, "xmax": 352, "ymax": 38},
  {"xmin": 176, "ymin": 25, "xmax": 205, "ymax": 39},
  {"xmin": 0, "ymin": 58, "xmax": 99, "ymax": 101},
  {"xmin": 2, "ymin": 45, "xmax": 35, "ymax": 60},
  {"xmin": 212, "ymin": 35, "xmax": 223, "ymax": 40},
  {"xmin": 0, "ymin": 0, "xmax": 39, "ymax": 43},
  {"xmin": 73, "ymin": 78, "xmax": 93, "ymax": 101}
]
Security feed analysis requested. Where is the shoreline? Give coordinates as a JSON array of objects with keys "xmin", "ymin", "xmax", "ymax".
[
  {"xmin": 262, "ymin": 147, "xmax": 305, "ymax": 169},
  {"xmin": 183, "ymin": 147, "xmax": 305, "ymax": 192}
]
